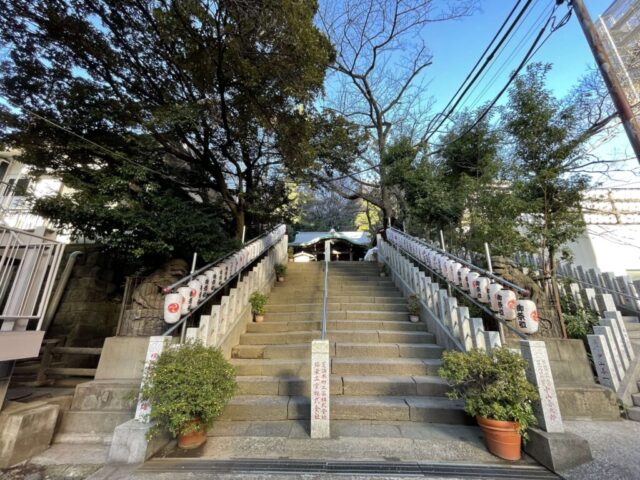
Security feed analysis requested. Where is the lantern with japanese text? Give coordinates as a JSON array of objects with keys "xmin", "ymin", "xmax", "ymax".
[
  {"xmin": 204, "ymin": 270, "xmax": 215, "ymax": 294},
  {"xmin": 176, "ymin": 286, "xmax": 191, "ymax": 313},
  {"xmin": 497, "ymin": 289, "xmax": 517, "ymax": 320},
  {"xmin": 451, "ymin": 262, "xmax": 463, "ymax": 285},
  {"xmin": 476, "ymin": 276, "xmax": 490, "ymax": 303},
  {"xmin": 515, "ymin": 299, "xmax": 539, "ymax": 334},
  {"xmin": 187, "ymin": 279, "xmax": 202, "ymax": 308},
  {"xmin": 458, "ymin": 267, "xmax": 470, "ymax": 289},
  {"xmin": 489, "ymin": 283, "xmax": 503, "ymax": 312},
  {"xmin": 196, "ymin": 274, "xmax": 209, "ymax": 296},
  {"xmin": 467, "ymin": 272, "xmax": 480, "ymax": 297}
]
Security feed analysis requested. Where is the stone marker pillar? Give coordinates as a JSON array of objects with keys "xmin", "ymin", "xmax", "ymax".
[
  {"xmin": 519, "ymin": 340, "xmax": 563, "ymax": 433},
  {"xmin": 587, "ymin": 333, "xmax": 620, "ymax": 390},
  {"xmin": 310, "ymin": 339, "xmax": 330, "ymax": 439}
]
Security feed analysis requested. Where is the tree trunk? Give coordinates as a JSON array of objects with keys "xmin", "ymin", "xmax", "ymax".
[
  {"xmin": 235, "ymin": 210, "xmax": 245, "ymax": 241},
  {"xmin": 548, "ymin": 246, "xmax": 567, "ymax": 338}
]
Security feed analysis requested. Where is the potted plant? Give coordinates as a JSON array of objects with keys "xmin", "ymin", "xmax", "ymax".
[
  {"xmin": 274, "ymin": 263, "xmax": 287, "ymax": 282},
  {"xmin": 380, "ymin": 264, "xmax": 390, "ymax": 277},
  {"xmin": 139, "ymin": 341, "xmax": 236, "ymax": 449},
  {"xmin": 439, "ymin": 348, "xmax": 539, "ymax": 461},
  {"xmin": 287, "ymin": 247, "xmax": 294, "ymax": 262},
  {"xmin": 249, "ymin": 291, "xmax": 268, "ymax": 322},
  {"xmin": 407, "ymin": 295, "xmax": 420, "ymax": 322}
]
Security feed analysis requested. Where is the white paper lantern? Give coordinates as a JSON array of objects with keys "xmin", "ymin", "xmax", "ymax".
[
  {"xmin": 515, "ymin": 299, "xmax": 539, "ymax": 334},
  {"xmin": 163, "ymin": 293, "xmax": 182, "ymax": 324},
  {"xmin": 177, "ymin": 286, "xmax": 192, "ymax": 314},
  {"xmin": 188, "ymin": 279, "xmax": 202, "ymax": 307},
  {"xmin": 458, "ymin": 267, "xmax": 470, "ymax": 289},
  {"xmin": 204, "ymin": 270, "xmax": 215, "ymax": 294},
  {"xmin": 489, "ymin": 283, "xmax": 503, "ymax": 312},
  {"xmin": 476, "ymin": 277, "xmax": 490, "ymax": 303},
  {"xmin": 197, "ymin": 274, "xmax": 209, "ymax": 296},
  {"xmin": 467, "ymin": 272, "xmax": 480, "ymax": 297},
  {"xmin": 451, "ymin": 262, "xmax": 463, "ymax": 285},
  {"xmin": 497, "ymin": 289, "xmax": 517, "ymax": 320}
]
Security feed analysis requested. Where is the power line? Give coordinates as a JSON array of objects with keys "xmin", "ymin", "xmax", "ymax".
[
  {"xmin": 423, "ymin": 0, "xmax": 537, "ymax": 144},
  {"xmin": 425, "ymin": 2, "xmax": 573, "ymax": 157}
]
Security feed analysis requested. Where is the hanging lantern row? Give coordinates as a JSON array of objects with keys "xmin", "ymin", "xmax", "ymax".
[
  {"xmin": 386, "ymin": 229, "xmax": 538, "ymax": 334},
  {"xmin": 163, "ymin": 225, "xmax": 286, "ymax": 324}
]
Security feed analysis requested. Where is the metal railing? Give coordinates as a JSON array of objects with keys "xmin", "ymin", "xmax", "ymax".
[
  {"xmin": 321, "ymin": 240, "xmax": 330, "ymax": 340},
  {"xmin": 0, "ymin": 225, "xmax": 64, "ymax": 333},
  {"xmin": 161, "ymin": 224, "xmax": 286, "ymax": 338},
  {"xmin": 388, "ymin": 227, "xmax": 528, "ymax": 295}
]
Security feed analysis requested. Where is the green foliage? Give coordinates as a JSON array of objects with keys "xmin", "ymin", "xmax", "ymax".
[
  {"xmin": 381, "ymin": 263, "xmax": 390, "ymax": 276},
  {"xmin": 139, "ymin": 341, "xmax": 236, "ymax": 438},
  {"xmin": 274, "ymin": 263, "xmax": 287, "ymax": 277},
  {"xmin": 287, "ymin": 247, "xmax": 294, "ymax": 259},
  {"xmin": 0, "ymin": 0, "xmax": 350, "ymax": 256},
  {"xmin": 249, "ymin": 291, "xmax": 268, "ymax": 315},
  {"xmin": 439, "ymin": 348, "xmax": 539, "ymax": 438},
  {"xmin": 560, "ymin": 292, "xmax": 599, "ymax": 340},
  {"xmin": 407, "ymin": 294, "xmax": 420, "ymax": 315}
]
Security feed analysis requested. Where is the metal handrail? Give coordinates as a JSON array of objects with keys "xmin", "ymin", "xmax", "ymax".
[
  {"xmin": 557, "ymin": 274, "xmax": 640, "ymax": 314},
  {"xmin": 162, "ymin": 225, "xmax": 282, "ymax": 294},
  {"xmin": 395, "ymin": 242, "xmax": 527, "ymax": 340},
  {"xmin": 161, "ymin": 224, "xmax": 286, "ymax": 337},
  {"xmin": 321, "ymin": 259, "xmax": 328, "ymax": 340},
  {"xmin": 388, "ymin": 227, "xmax": 529, "ymax": 295}
]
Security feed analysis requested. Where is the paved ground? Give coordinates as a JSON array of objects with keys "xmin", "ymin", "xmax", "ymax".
[
  {"xmin": 4, "ymin": 419, "xmax": 640, "ymax": 479},
  {"xmin": 560, "ymin": 419, "xmax": 640, "ymax": 480}
]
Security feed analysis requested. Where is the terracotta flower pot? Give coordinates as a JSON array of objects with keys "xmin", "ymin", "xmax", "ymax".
[
  {"xmin": 409, "ymin": 315, "xmax": 420, "ymax": 323},
  {"xmin": 255, "ymin": 314, "xmax": 264, "ymax": 322},
  {"xmin": 178, "ymin": 419, "xmax": 207, "ymax": 450},
  {"xmin": 476, "ymin": 416, "xmax": 522, "ymax": 461}
]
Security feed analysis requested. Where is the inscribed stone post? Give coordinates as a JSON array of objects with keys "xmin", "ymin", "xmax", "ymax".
[
  {"xmin": 209, "ymin": 306, "xmax": 221, "ymax": 347},
  {"xmin": 595, "ymin": 294, "xmax": 617, "ymax": 315},
  {"xmin": 219, "ymin": 296, "xmax": 230, "ymax": 337},
  {"xmin": 519, "ymin": 340, "xmax": 564, "ymax": 433},
  {"xmin": 310, "ymin": 339, "xmax": 330, "ymax": 439},
  {"xmin": 447, "ymin": 297, "xmax": 460, "ymax": 339},
  {"xmin": 438, "ymin": 290, "xmax": 450, "ymax": 329},
  {"xmin": 569, "ymin": 284, "xmax": 584, "ymax": 309},
  {"xmin": 587, "ymin": 334, "xmax": 620, "ymax": 390},
  {"xmin": 600, "ymin": 318, "xmax": 630, "ymax": 369},
  {"xmin": 471, "ymin": 318, "xmax": 486, "ymax": 351},
  {"xmin": 458, "ymin": 307, "xmax": 473, "ymax": 351},
  {"xmin": 593, "ymin": 325, "xmax": 624, "ymax": 381},
  {"xmin": 197, "ymin": 315, "xmax": 211, "ymax": 345},
  {"xmin": 484, "ymin": 331, "xmax": 502, "ymax": 352},
  {"xmin": 584, "ymin": 288, "xmax": 598, "ymax": 312},
  {"xmin": 135, "ymin": 336, "xmax": 172, "ymax": 422},
  {"xmin": 603, "ymin": 311, "xmax": 635, "ymax": 363}
]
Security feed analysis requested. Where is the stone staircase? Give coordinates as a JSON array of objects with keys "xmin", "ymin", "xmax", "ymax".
[{"xmin": 220, "ymin": 261, "xmax": 468, "ymax": 425}]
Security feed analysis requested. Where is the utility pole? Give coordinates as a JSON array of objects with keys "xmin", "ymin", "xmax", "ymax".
[{"xmin": 572, "ymin": 0, "xmax": 640, "ymax": 164}]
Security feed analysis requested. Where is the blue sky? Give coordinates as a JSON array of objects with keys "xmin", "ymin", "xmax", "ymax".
[{"xmin": 419, "ymin": 0, "xmax": 638, "ymax": 186}]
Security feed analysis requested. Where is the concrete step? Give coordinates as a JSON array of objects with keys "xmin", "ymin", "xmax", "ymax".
[
  {"xmin": 219, "ymin": 395, "xmax": 468, "ymax": 423},
  {"xmin": 232, "ymin": 342, "xmax": 442, "ymax": 360},
  {"xmin": 69, "ymin": 380, "xmax": 139, "ymax": 412},
  {"xmin": 239, "ymin": 330, "xmax": 435, "ymax": 345},
  {"xmin": 269, "ymin": 287, "xmax": 400, "ymax": 296},
  {"xmin": 230, "ymin": 357, "xmax": 441, "ymax": 377},
  {"xmin": 629, "ymin": 406, "xmax": 640, "ymax": 422},
  {"xmin": 265, "ymin": 303, "xmax": 408, "ymax": 313},
  {"xmin": 246, "ymin": 320, "xmax": 426, "ymax": 334},
  {"xmin": 332, "ymin": 357, "xmax": 441, "ymax": 376},
  {"xmin": 234, "ymin": 375, "xmax": 449, "ymax": 397},
  {"xmin": 268, "ymin": 293, "xmax": 404, "ymax": 303},
  {"xmin": 632, "ymin": 392, "xmax": 640, "ymax": 407},
  {"xmin": 264, "ymin": 311, "xmax": 410, "ymax": 321},
  {"xmin": 56, "ymin": 410, "xmax": 133, "ymax": 436}
]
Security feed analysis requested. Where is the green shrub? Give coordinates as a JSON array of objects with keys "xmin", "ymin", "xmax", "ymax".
[
  {"xmin": 249, "ymin": 291, "xmax": 268, "ymax": 315},
  {"xmin": 564, "ymin": 309, "xmax": 599, "ymax": 339},
  {"xmin": 439, "ymin": 348, "xmax": 539, "ymax": 438},
  {"xmin": 274, "ymin": 263, "xmax": 287, "ymax": 277},
  {"xmin": 407, "ymin": 295, "xmax": 421, "ymax": 315},
  {"xmin": 139, "ymin": 341, "xmax": 236, "ymax": 438}
]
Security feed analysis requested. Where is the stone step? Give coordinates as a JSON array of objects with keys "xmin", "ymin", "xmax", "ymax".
[
  {"xmin": 629, "ymin": 406, "xmax": 640, "ymax": 422},
  {"xmin": 69, "ymin": 380, "xmax": 139, "ymax": 412},
  {"xmin": 56, "ymin": 410, "xmax": 133, "ymax": 436},
  {"xmin": 264, "ymin": 311, "xmax": 410, "ymax": 322},
  {"xmin": 234, "ymin": 375, "xmax": 449, "ymax": 396},
  {"xmin": 269, "ymin": 287, "xmax": 400, "ymax": 296},
  {"xmin": 265, "ymin": 303, "xmax": 407, "ymax": 313},
  {"xmin": 219, "ymin": 395, "xmax": 468, "ymax": 423},
  {"xmin": 232, "ymin": 342, "xmax": 442, "ymax": 360},
  {"xmin": 632, "ymin": 392, "xmax": 640, "ymax": 407},
  {"xmin": 246, "ymin": 320, "xmax": 425, "ymax": 334},
  {"xmin": 268, "ymin": 293, "xmax": 404, "ymax": 303},
  {"xmin": 230, "ymin": 357, "xmax": 441, "ymax": 377},
  {"xmin": 238, "ymin": 330, "xmax": 435, "ymax": 345}
]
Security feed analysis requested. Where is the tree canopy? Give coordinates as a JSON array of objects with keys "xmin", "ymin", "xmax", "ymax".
[{"xmin": 0, "ymin": 0, "xmax": 362, "ymax": 261}]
